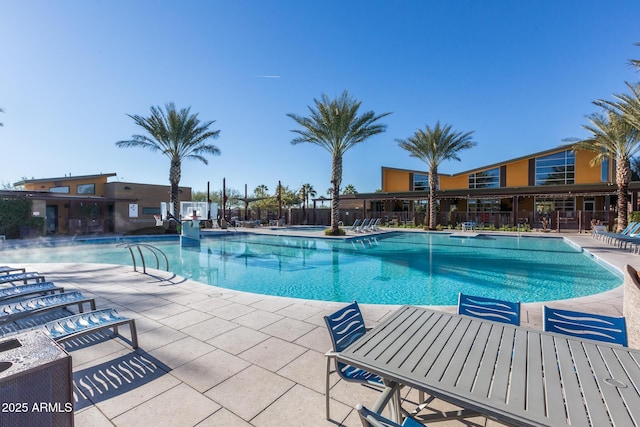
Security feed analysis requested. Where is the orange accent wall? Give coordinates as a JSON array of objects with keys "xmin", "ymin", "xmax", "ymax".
[
  {"xmin": 382, "ymin": 169, "xmax": 411, "ymax": 192},
  {"xmin": 574, "ymin": 150, "xmax": 602, "ymax": 184},
  {"xmin": 506, "ymin": 159, "xmax": 529, "ymax": 187},
  {"xmin": 440, "ymin": 174, "xmax": 468, "ymax": 190}
]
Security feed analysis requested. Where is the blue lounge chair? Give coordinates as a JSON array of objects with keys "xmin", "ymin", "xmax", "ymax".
[
  {"xmin": 0, "ymin": 272, "xmax": 45, "ymax": 285},
  {"xmin": 324, "ymin": 301, "xmax": 384, "ymax": 420},
  {"xmin": 0, "ymin": 291, "xmax": 96, "ymax": 325},
  {"xmin": 0, "ymin": 281, "xmax": 63, "ymax": 301},
  {"xmin": 595, "ymin": 222, "xmax": 640, "ymax": 245},
  {"xmin": 543, "ymin": 306, "xmax": 627, "ymax": 346},
  {"xmin": 356, "ymin": 403, "xmax": 423, "ymax": 427},
  {"xmin": 42, "ymin": 308, "xmax": 138, "ymax": 349},
  {"xmin": 457, "ymin": 293, "xmax": 521, "ymax": 326},
  {"xmin": 0, "ymin": 266, "xmax": 26, "ymax": 275}
]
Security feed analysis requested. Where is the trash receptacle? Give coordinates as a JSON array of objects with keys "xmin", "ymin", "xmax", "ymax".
[{"xmin": 0, "ymin": 330, "xmax": 73, "ymax": 427}]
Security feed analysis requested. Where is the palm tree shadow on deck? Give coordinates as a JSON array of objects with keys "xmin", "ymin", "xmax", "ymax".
[{"xmin": 72, "ymin": 350, "xmax": 171, "ymax": 410}]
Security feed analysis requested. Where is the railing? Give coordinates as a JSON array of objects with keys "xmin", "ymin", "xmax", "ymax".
[{"xmin": 118, "ymin": 243, "xmax": 169, "ymax": 274}]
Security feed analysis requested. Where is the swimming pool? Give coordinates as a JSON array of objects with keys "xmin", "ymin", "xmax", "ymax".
[{"xmin": 0, "ymin": 232, "xmax": 621, "ymax": 305}]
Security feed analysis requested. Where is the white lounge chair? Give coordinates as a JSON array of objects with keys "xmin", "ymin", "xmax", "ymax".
[{"xmin": 356, "ymin": 218, "xmax": 371, "ymax": 233}]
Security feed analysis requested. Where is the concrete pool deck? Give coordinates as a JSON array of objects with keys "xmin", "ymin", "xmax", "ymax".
[{"xmin": 5, "ymin": 230, "xmax": 636, "ymax": 426}]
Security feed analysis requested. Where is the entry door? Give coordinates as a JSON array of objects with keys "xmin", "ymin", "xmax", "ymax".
[
  {"xmin": 584, "ymin": 199, "xmax": 595, "ymax": 213},
  {"xmin": 46, "ymin": 205, "xmax": 58, "ymax": 234}
]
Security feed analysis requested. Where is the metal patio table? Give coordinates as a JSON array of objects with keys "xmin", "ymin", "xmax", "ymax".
[{"xmin": 337, "ymin": 305, "xmax": 640, "ymax": 427}]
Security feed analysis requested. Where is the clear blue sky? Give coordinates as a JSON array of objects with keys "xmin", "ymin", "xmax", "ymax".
[{"xmin": 1, "ymin": 1, "xmax": 639, "ymax": 197}]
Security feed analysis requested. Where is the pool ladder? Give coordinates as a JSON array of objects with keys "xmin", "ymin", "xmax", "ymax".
[{"xmin": 118, "ymin": 243, "xmax": 169, "ymax": 274}]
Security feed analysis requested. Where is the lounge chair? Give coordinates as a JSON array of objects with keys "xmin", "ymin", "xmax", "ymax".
[
  {"xmin": 0, "ymin": 291, "xmax": 96, "ymax": 325},
  {"xmin": 543, "ymin": 306, "xmax": 627, "ymax": 346},
  {"xmin": 324, "ymin": 301, "xmax": 384, "ymax": 420},
  {"xmin": 368, "ymin": 218, "xmax": 382, "ymax": 232},
  {"xmin": 457, "ymin": 293, "xmax": 521, "ymax": 326},
  {"xmin": 349, "ymin": 219, "xmax": 362, "ymax": 232},
  {"xmin": 0, "ymin": 266, "xmax": 26, "ymax": 275},
  {"xmin": 0, "ymin": 281, "xmax": 64, "ymax": 301},
  {"xmin": 42, "ymin": 308, "xmax": 138, "ymax": 349},
  {"xmin": 356, "ymin": 218, "xmax": 371, "ymax": 233},
  {"xmin": 0, "ymin": 272, "xmax": 45, "ymax": 285},
  {"xmin": 356, "ymin": 403, "xmax": 423, "ymax": 427},
  {"xmin": 594, "ymin": 222, "xmax": 640, "ymax": 245}
]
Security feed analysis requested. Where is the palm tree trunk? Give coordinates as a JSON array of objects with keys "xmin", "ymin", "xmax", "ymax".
[
  {"xmin": 331, "ymin": 154, "xmax": 342, "ymax": 235},
  {"xmin": 616, "ymin": 158, "xmax": 631, "ymax": 233},
  {"xmin": 428, "ymin": 166, "xmax": 438, "ymax": 230},
  {"xmin": 169, "ymin": 158, "xmax": 182, "ymax": 233}
]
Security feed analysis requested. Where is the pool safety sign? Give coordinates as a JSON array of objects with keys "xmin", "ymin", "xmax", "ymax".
[{"xmin": 129, "ymin": 204, "xmax": 139, "ymax": 218}]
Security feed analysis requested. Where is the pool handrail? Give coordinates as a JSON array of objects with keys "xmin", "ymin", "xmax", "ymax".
[{"xmin": 118, "ymin": 243, "xmax": 169, "ymax": 273}]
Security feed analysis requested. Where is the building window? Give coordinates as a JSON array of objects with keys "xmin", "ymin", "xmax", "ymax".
[
  {"xmin": 468, "ymin": 168, "xmax": 500, "ymax": 188},
  {"xmin": 601, "ymin": 157, "xmax": 610, "ymax": 182},
  {"xmin": 413, "ymin": 173, "xmax": 430, "ymax": 191},
  {"xmin": 535, "ymin": 150, "xmax": 575, "ymax": 185},
  {"xmin": 535, "ymin": 197, "xmax": 576, "ymax": 212},
  {"xmin": 49, "ymin": 186, "xmax": 70, "ymax": 193},
  {"xmin": 142, "ymin": 207, "xmax": 161, "ymax": 215},
  {"xmin": 77, "ymin": 183, "xmax": 95, "ymax": 195}
]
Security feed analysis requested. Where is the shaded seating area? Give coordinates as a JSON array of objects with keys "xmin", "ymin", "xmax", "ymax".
[{"xmin": 0, "ymin": 266, "xmax": 139, "ymax": 350}]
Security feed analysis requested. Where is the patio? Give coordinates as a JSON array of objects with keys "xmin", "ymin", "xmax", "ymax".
[{"xmin": 9, "ymin": 232, "xmax": 633, "ymax": 426}]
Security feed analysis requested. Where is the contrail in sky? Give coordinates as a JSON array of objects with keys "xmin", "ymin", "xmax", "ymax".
[{"xmin": 257, "ymin": 75, "xmax": 280, "ymax": 78}]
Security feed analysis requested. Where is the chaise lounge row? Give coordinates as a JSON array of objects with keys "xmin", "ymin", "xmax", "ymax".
[{"xmin": 0, "ymin": 265, "xmax": 138, "ymax": 349}]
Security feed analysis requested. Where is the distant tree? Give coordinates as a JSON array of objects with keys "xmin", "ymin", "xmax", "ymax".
[
  {"xmin": 0, "ymin": 107, "xmax": 4, "ymax": 127},
  {"xmin": 397, "ymin": 122, "xmax": 476, "ymax": 229},
  {"xmin": 573, "ymin": 110, "xmax": 640, "ymax": 232},
  {"xmin": 300, "ymin": 183, "xmax": 316, "ymax": 208},
  {"xmin": 253, "ymin": 185, "xmax": 269, "ymax": 198},
  {"xmin": 192, "ymin": 191, "xmax": 208, "ymax": 202},
  {"xmin": 116, "ymin": 103, "xmax": 220, "ymax": 232},
  {"xmin": 343, "ymin": 184, "xmax": 357, "ymax": 195},
  {"xmin": 288, "ymin": 90, "xmax": 390, "ymax": 235}
]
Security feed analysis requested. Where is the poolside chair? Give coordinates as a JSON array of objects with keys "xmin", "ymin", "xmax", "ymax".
[
  {"xmin": 596, "ymin": 222, "xmax": 640, "ymax": 245},
  {"xmin": 42, "ymin": 308, "xmax": 138, "ymax": 349},
  {"xmin": 349, "ymin": 219, "xmax": 362, "ymax": 232},
  {"xmin": 0, "ymin": 281, "xmax": 63, "ymax": 301},
  {"xmin": 0, "ymin": 272, "xmax": 45, "ymax": 285},
  {"xmin": 0, "ymin": 291, "xmax": 96, "ymax": 326},
  {"xmin": 324, "ymin": 301, "xmax": 384, "ymax": 420},
  {"xmin": 368, "ymin": 218, "xmax": 382, "ymax": 232},
  {"xmin": 457, "ymin": 293, "xmax": 521, "ymax": 326},
  {"xmin": 356, "ymin": 403, "xmax": 423, "ymax": 427},
  {"xmin": 0, "ymin": 266, "xmax": 26, "ymax": 275},
  {"xmin": 543, "ymin": 306, "xmax": 627, "ymax": 346},
  {"xmin": 356, "ymin": 218, "xmax": 371, "ymax": 233}
]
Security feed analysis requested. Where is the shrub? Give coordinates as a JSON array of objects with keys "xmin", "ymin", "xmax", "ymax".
[{"xmin": 0, "ymin": 198, "xmax": 44, "ymax": 239}]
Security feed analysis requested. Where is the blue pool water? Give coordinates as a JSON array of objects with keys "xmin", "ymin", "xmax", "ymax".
[{"xmin": 0, "ymin": 232, "xmax": 621, "ymax": 305}]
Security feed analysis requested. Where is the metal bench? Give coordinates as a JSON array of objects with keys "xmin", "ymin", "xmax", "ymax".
[{"xmin": 42, "ymin": 308, "xmax": 138, "ymax": 349}]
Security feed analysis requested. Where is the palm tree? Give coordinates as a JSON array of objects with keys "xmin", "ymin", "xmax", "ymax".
[
  {"xmin": 343, "ymin": 184, "xmax": 357, "ymax": 195},
  {"xmin": 396, "ymin": 122, "xmax": 476, "ymax": 230},
  {"xmin": 300, "ymin": 183, "xmax": 316, "ymax": 208},
  {"xmin": 116, "ymin": 102, "xmax": 220, "ymax": 232},
  {"xmin": 288, "ymin": 90, "xmax": 391, "ymax": 235},
  {"xmin": 573, "ymin": 110, "xmax": 640, "ymax": 232}
]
